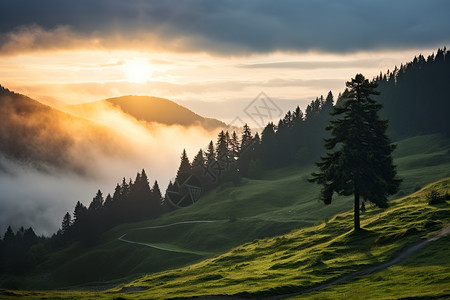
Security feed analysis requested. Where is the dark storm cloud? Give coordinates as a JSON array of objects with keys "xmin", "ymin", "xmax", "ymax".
[{"xmin": 0, "ymin": 0, "xmax": 449, "ymax": 54}]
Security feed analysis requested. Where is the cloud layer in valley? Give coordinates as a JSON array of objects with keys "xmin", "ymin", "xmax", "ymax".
[{"xmin": 0, "ymin": 100, "xmax": 221, "ymax": 236}]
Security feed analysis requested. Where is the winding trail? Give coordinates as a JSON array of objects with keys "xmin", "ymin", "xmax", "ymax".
[
  {"xmin": 267, "ymin": 225, "xmax": 450, "ymax": 299},
  {"xmin": 116, "ymin": 222, "xmax": 450, "ymax": 299},
  {"xmin": 117, "ymin": 220, "xmax": 221, "ymax": 255}
]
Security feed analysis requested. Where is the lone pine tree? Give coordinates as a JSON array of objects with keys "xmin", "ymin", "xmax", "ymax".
[{"xmin": 310, "ymin": 74, "xmax": 401, "ymax": 231}]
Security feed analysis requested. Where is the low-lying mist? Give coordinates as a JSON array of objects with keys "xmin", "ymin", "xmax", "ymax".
[{"xmin": 0, "ymin": 100, "xmax": 221, "ymax": 236}]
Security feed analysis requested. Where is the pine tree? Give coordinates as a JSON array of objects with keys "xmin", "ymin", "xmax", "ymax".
[
  {"xmin": 240, "ymin": 123, "xmax": 253, "ymax": 153},
  {"xmin": 61, "ymin": 212, "xmax": 72, "ymax": 234},
  {"xmin": 176, "ymin": 149, "xmax": 191, "ymax": 181},
  {"xmin": 205, "ymin": 141, "xmax": 215, "ymax": 167},
  {"xmin": 310, "ymin": 74, "xmax": 401, "ymax": 231},
  {"xmin": 104, "ymin": 193, "xmax": 113, "ymax": 207},
  {"xmin": 216, "ymin": 130, "xmax": 228, "ymax": 159},
  {"xmin": 112, "ymin": 184, "xmax": 121, "ymax": 202},
  {"xmin": 120, "ymin": 178, "xmax": 129, "ymax": 201},
  {"xmin": 192, "ymin": 149, "xmax": 206, "ymax": 167},
  {"xmin": 325, "ymin": 91, "xmax": 334, "ymax": 107},
  {"xmin": 73, "ymin": 201, "xmax": 87, "ymax": 224},
  {"xmin": 88, "ymin": 190, "xmax": 104, "ymax": 210},
  {"xmin": 152, "ymin": 180, "xmax": 163, "ymax": 204},
  {"xmin": 293, "ymin": 106, "xmax": 304, "ymax": 122},
  {"xmin": 3, "ymin": 226, "xmax": 14, "ymax": 243},
  {"xmin": 230, "ymin": 131, "xmax": 240, "ymax": 159}
]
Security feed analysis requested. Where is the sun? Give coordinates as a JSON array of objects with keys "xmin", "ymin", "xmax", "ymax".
[{"xmin": 121, "ymin": 58, "xmax": 153, "ymax": 83}]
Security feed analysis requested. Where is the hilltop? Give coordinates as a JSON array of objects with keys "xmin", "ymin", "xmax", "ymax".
[
  {"xmin": 0, "ymin": 85, "xmax": 124, "ymax": 174},
  {"xmin": 71, "ymin": 95, "xmax": 226, "ymax": 130}
]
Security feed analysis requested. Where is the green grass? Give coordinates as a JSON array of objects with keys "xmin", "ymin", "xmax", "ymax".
[
  {"xmin": 297, "ymin": 234, "xmax": 450, "ymax": 299},
  {"xmin": 6, "ymin": 133, "xmax": 449, "ymax": 290},
  {"xmin": 4, "ymin": 177, "xmax": 449, "ymax": 299}
]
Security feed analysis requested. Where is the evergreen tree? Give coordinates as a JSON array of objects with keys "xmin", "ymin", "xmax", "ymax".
[
  {"xmin": 325, "ymin": 91, "xmax": 334, "ymax": 107},
  {"xmin": 192, "ymin": 149, "xmax": 206, "ymax": 167},
  {"xmin": 88, "ymin": 190, "xmax": 104, "ymax": 211},
  {"xmin": 310, "ymin": 74, "xmax": 401, "ymax": 231},
  {"xmin": 152, "ymin": 180, "xmax": 163, "ymax": 204},
  {"xmin": 104, "ymin": 193, "xmax": 113, "ymax": 208},
  {"xmin": 73, "ymin": 201, "xmax": 87, "ymax": 224},
  {"xmin": 112, "ymin": 184, "xmax": 121, "ymax": 202},
  {"xmin": 205, "ymin": 140, "xmax": 216, "ymax": 167},
  {"xmin": 240, "ymin": 123, "xmax": 253, "ymax": 153},
  {"xmin": 230, "ymin": 131, "xmax": 240, "ymax": 159},
  {"xmin": 3, "ymin": 226, "xmax": 14, "ymax": 243},
  {"xmin": 61, "ymin": 212, "xmax": 72, "ymax": 234},
  {"xmin": 216, "ymin": 130, "xmax": 228, "ymax": 159},
  {"xmin": 176, "ymin": 149, "xmax": 191, "ymax": 180},
  {"xmin": 293, "ymin": 106, "xmax": 304, "ymax": 122}
]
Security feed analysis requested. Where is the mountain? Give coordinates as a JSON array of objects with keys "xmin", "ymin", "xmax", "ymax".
[
  {"xmin": 0, "ymin": 85, "xmax": 124, "ymax": 174},
  {"xmin": 70, "ymin": 95, "xmax": 226, "ymax": 130}
]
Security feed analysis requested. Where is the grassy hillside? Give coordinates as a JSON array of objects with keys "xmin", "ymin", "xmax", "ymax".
[
  {"xmin": 11, "ymin": 134, "xmax": 449, "ymax": 289},
  {"xmin": 300, "ymin": 234, "xmax": 450, "ymax": 299},
  {"xmin": 3, "ymin": 177, "xmax": 449, "ymax": 299}
]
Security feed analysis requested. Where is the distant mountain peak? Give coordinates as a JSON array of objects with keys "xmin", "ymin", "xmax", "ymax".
[{"xmin": 75, "ymin": 95, "xmax": 226, "ymax": 130}]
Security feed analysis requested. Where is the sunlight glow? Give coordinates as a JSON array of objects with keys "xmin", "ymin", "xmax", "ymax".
[{"xmin": 121, "ymin": 58, "xmax": 153, "ymax": 83}]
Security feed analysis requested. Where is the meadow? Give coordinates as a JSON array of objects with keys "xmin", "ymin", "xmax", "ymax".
[{"xmin": 1, "ymin": 134, "xmax": 449, "ymax": 298}]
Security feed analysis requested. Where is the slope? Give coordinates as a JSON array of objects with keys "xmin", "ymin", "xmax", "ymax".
[
  {"xmin": 300, "ymin": 231, "xmax": 450, "ymax": 299},
  {"xmin": 0, "ymin": 85, "xmax": 126, "ymax": 175},
  {"xmin": 19, "ymin": 133, "xmax": 450, "ymax": 288},
  {"xmin": 70, "ymin": 95, "xmax": 226, "ymax": 130},
  {"xmin": 4, "ymin": 178, "xmax": 449, "ymax": 299}
]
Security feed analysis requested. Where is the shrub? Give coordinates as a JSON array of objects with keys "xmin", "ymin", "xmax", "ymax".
[{"xmin": 426, "ymin": 190, "xmax": 445, "ymax": 205}]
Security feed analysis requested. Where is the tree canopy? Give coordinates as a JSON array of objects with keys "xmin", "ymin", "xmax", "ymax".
[{"xmin": 310, "ymin": 74, "xmax": 401, "ymax": 231}]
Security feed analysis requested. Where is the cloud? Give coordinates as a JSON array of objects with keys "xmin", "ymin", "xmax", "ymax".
[
  {"xmin": 0, "ymin": 99, "xmax": 221, "ymax": 236},
  {"xmin": 240, "ymin": 60, "xmax": 380, "ymax": 70},
  {"xmin": 0, "ymin": 0, "xmax": 449, "ymax": 56}
]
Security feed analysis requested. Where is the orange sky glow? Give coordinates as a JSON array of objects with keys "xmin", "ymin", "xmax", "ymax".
[{"xmin": 0, "ymin": 47, "xmax": 439, "ymax": 123}]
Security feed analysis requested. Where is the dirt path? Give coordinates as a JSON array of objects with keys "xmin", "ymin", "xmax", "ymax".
[
  {"xmin": 117, "ymin": 220, "xmax": 221, "ymax": 255},
  {"xmin": 116, "ymin": 223, "xmax": 449, "ymax": 299},
  {"xmin": 267, "ymin": 225, "xmax": 450, "ymax": 299}
]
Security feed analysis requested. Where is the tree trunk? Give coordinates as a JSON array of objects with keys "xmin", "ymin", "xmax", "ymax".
[{"xmin": 354, "ymin": 190, "xmax": 361, "ymax": 231}]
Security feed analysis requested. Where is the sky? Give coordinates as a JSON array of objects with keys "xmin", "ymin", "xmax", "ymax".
[
  {"xmin": 1, "ymin": 0, "xmax": 449, "ymax": 123},
  {"xmin": 0, "ymin": 0, "xmax": 450, "ymax": 235}
]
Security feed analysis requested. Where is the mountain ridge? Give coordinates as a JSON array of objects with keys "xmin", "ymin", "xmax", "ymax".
[
  {"xmin": 0, "ymin": 85, "xmax": 125, "ymax": 175},
  {"xmin": 72, "ymin": 95, "xmax": 226, "ymax": 130}
]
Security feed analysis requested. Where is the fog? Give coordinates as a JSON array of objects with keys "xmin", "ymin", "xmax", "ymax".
[{"xmin": 0, "ymin": 102, "xmax": 221, "ymax": 236}]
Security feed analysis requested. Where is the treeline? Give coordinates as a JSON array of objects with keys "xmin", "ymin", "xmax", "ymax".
[
  {"xmin": 2, "ymin": 47, "xmax": 448, "ymax": 279},
  {"xmin": 55, "ymin": 169, "xmax": 163, "ymax": 246},
  {"xmin": 0, "ymin": 226, "xmax": 47, "ymax": 277},
  {"xmin": 375, "ymin": 47, "xmax": 450, "ymax": 138},
  {"xmin": 169, "ymin": 90, "xmax": 336, "ymax": 195},
  {"xmin": 0, "ymin": 170, "xmax": 164, "ymax": 279}
]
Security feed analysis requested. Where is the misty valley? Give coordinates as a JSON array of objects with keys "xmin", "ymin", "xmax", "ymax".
[{"xmin": 0, "ymin": 11, "xmax": 449, "ymax": 297}]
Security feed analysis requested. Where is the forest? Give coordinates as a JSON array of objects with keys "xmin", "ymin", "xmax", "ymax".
[{"xmin": 0, "ymin": 47, "xmax": 449, "ymax": 283}]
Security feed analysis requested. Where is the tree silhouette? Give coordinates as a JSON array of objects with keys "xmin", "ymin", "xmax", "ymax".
[
  {"xmin": 310, "ymin": 74, "xmax": 401, "ymax": 231},
  {"xmin": 205, "ymin": 140, "xmax": 216, "ymax": 168},
  {"xmin": 88, "ymin": 190, "xmax": 104, "ymax": 211},
  {"xmin": 61, "ymin": 212, "xmax": 72, "ymax": 235},
  {"xmin": 176, "ymin": 149, "xmax": 191, "ymax": 181},
  {"xmin": 240, "ymin": 123, "xmax": 253, "ymax": 153},
  {"xmin": 229, "ymin": 131, "xmax": 240, "ymax": 159},
  {"xmin": 152, "ymin": 180, "xmax": 163, "ymax": 205},
  {"xmin": 192, "ymin": 149, "xmax": 206, "ymax": 167},
  {"xmin": 216, "ymin": 130, "xmax": 228, "ymax": 159}
]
